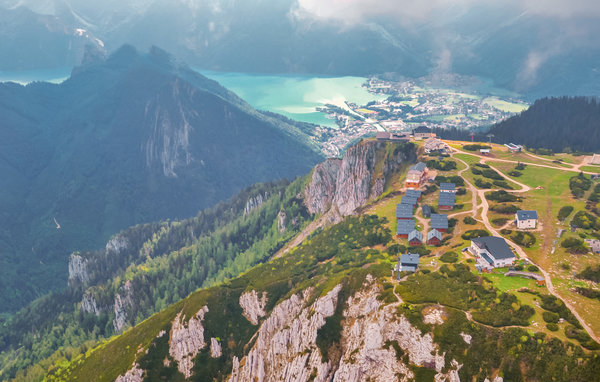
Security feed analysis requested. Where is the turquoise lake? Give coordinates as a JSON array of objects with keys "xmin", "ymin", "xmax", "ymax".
[
  {"xmin": 0, "ymin": 68, "xmax": 387, "ymax": 127},
  {"xmin": 199, "ymin": 71, "xmax": 387, "ymax": 127}
]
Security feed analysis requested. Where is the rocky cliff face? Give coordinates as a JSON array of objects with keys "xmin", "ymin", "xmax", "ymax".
[
  {"xmin": 304, "ymin": 140, "xmax": 416, "ymax": 219},
  {"xmin": 227, "ymin": 275, "xmax": 461, "ymax": 382},
  {"xmin": 169, "ymin": 306, "xmax": 209, "ymax": 378},
  {"xmin": 113, "ymin": 281, "xmax": 135, "ymax": 332},
  {"xmin": 67, "ymin": 253, "xmax": 90, "ymax": 288}
]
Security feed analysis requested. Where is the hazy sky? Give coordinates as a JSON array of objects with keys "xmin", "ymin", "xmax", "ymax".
[{"xmin": 294, "ymin": 0, "xmax": 600, "ymax": 23}]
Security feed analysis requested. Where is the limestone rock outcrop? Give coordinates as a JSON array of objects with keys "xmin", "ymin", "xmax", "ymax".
[
  {"xmin": 169, "ymin": 306, "xmax": 209, "ymax": 378},
  {"xmin": 68, "ymin": 253, "xmax": 90, "ymax": 287},
  {"xmin": 304, "ymin": 140, "xmax": 416, "ymax": 219},
  {"xmin": 239, "ymin": 290, "xmax": 268, "ymax": 325}
]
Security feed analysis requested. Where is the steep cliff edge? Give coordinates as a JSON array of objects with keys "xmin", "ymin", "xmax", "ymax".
[
  {"xmin": 47, "ymin": 214, "xmax": 599, "ymax": 382},
  {"xmin": 304, "ymin": 140, "xmax": 416, "ymax": 220}
]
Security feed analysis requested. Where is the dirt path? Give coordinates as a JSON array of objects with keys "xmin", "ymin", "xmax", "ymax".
[
  {"xmin": 450, "ymin": 147, "xmax": 600, "ymax": 343},
  {"xmin": 454, "ymin": 147, "xmax": 595, "ymax": 175},
  {"xmin": 414, "ymin": 207, "xmax": 429, "ymax": 239}
]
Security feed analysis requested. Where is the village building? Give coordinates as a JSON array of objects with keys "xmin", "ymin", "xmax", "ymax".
[
  {"xmin": 401, "ymin": 195, "xmax": 419, "ymax": 207},
  {"xmin": 430, "ymin": 214, "xmax": 449, "ymax": 232},
  {"xmin": 470, "ymin": 236, "xmax": 516, "ymax": 268},
  {"xmin": 396, "ymin": 219, "xmax": 416, "ymax": 238},
  {"xmin": 504, "ymin": 143, "xmax": 522, "ymax": 153},
  {"xmin": 408, "ymin": 230, "xmax": 423, "ymax": 246},
  {"xmin": 412, "ymin": 126, "xmax": 434, "ymax": 140},
  {"xmin": 376, "ymin": 131, "xmax": 411, "ymax": 141},
  {"xmin": 424, "ymin": 137, "xmax": 448, "ymax": 154},
  {"xmin": 405, "ymin": 189, "xmax": 422, "ymax": 201},
  {"xmin": 396, "ymin": 203, "xmax": 413, "ymax": 220},
  {"xmin": 516, "ymin": 210, "xmax": 538, "ymax": 229},
  {"xmin": 427, "ymin": 229, "xmax": 443, "ymax": 246},
  {"xmin": 405, "ymin": 162, "xmax": 428, "ymax": 189},
  {"xmin": 585, "ymin": 239, "xmax": 600, "ymax": 253},
  {"xmin": 480, "ymin": 148, "xmax": 490, "ymax": 155},
  {"xmin": 590, "ymin": 154, "xmax": 600, "ymax": 165},
  {"xmin": 439, "ymin": 182, "xmax": 456, "ymax": 193},
  {"xmin": 394, "ymin": 254, "xmax": 420, "ymax": 276},
  {"xmin": 438, "ymin": 192, "xmax": 456, "ymax": 210},
  {"xmin": 422, "ymin": 204, "xmax": 432, "ymax": 218}
]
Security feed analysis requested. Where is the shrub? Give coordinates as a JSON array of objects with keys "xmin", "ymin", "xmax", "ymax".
[
  {"xmin": 572, "ymin": 211, "xmax": 599, "ymax": 230},
  {"xmin": 527, "ymin": 265, "xmax": 539, "ymax": 272},
  {"xmin": 546, "ymin": 323, "xmax": 559, "ymax": 331},
  {"xmin": 558, "ymin": 206, "xmax": 574, "ymax": 221},
  {"xmin": 471, "ymin": 167, "xmax": 483, "ymax": 175},
  {"xmin": 577, "ymin": 266, "xmax": 600, "ymax": 282},
  {"xmin": 570, "ymin": 173, "xmax": 592, "ymax": 199},
  {"xmin": 464, "ymin": 144, "xmax": 491, "ymax": 151},
  {"xmin": 456, "ymin": 187, "xmax": 466, "ymax": 196},
  {"xmin": 426, "ymin": 159, "xmax": 457, "ymax": 171},
  {"xmin": 440, "ymin": 252, "xmax": 458, "ymax": 263},
  {"xmin": 493, "ymin": 180, "xmax": 513, "ymax": 189},
  {"xmin": 486, "ymin": 190, "xmax": 518, "ymax": 203},
  {"xmin": 515, "ymin": 163, "xmax": 527, "ymax": 170},
  {"xmin": 474, "ymin": 178, "xmax": 493, "ymax": 189},
  {"xmin": 490, "ymin": 204, "xmax": 519, "ymax": 214},
  {"xmin": 508, "ymin": 171, "xmax": 522, "ymax": 177},
  {"xmin": 511, "ymin": 231, "xmax": 536, "ymax": 248},
  {"xmin": 560, "ymin": 263, "xmax": 571, "ymax": 271},
  {"xmin": 461, "ymin": 229, "xmax": 490, "ymax": 240},
  {"xmin": 542, "ymin": 311, "xmax": 560, "ymax": 323},
  {"xmin": 515, "ymin": 265, "xmax": 524, "ymax": 271},
  {"xmin": 463, "ymin": 216, "xmax": 476, "ymax": 225},
  {"xmin": 492, "ymin": 218, "xmax": 509, "ymax": 227},
  {"xmin": 560, "ymin": 237, "xmax": 587, "ymax": 253},
  {"xmin": 482, "ymin": 169, "xmax": 504, "ymax": 180}
]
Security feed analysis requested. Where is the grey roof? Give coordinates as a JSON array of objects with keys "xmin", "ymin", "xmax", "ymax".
[
  {"xmin": 438, "ymin": 192, "xmax": 456, "ymax": 206},
  {"xmin": 410, "ymin": 162, "xmax": 427, "ymax": 172},
  {"xmin": 427, "ymin": 229, "xmax": 443, "ymax": 241},
  {"xmin": 516, "ymin": 210, "xmax": 538, "ymax": 221},
  {"xmin": 472, "ymin": 236, "xmax": 515, "ymax": 260},
  {"xmin": 401, "ymin": 195, "xmax": 419, "ymax": 206},
  {"xmin": 430, "ymin": 214, "xmax": 448, "ymax": 230},
  {"xmin": 401, "ymin": 253, "xmax": 420, "ymax": 265},
  {"xmin": 396, "ymin": 219, "xmax": 415, "ymax": 235},
  {"xmin": 413, "ymin": 126, "xmax": 431, "ymax": 134},
  {"xmin": 406, "ymin": 189, "xmax": 422, "ymax": 199},
  {"xmin": 396, "ymin": 204, "xmax": 413, "ymax": 219},
  {"xmin": 422, "ymin": 205, "xmax": 432, "ymax": 217},
  {"xmin": 408, "ymin": 230, "xmax": 422, "ymax": 242},
  {"xmin": 440, "ymin": 182, "xmax": 456, "ymax": 191}
]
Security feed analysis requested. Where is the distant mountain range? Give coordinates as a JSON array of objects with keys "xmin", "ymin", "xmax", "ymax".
[
  {"xmin": 0, "ymin": 45, "xmax": 322, "ymax": 312},
  {"xmin": 1, "ymin": 0, "xmax": 599, "ymax": 97}
]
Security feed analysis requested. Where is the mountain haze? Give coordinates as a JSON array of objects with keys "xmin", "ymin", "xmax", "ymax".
[{"xmin": 0, "ymin": 45, "xmax": 322, "ymax": 312}]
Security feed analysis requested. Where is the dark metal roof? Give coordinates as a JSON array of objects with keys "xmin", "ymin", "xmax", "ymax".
[
  {"xmin": 472, "ymin": 236, "xmax": 515, "ymax": 260},
  {"xmin": 430, "ymin": 214, "xmax": 448, "ymax": 229},
  {"xmin": 406, "ymin": 189, "xmax": 422, "ymax": 199},
  {"xmin": 422, "ymin": 205, "xmax": 432, "ymax": 217},
  {"xmin": 401, "ymin": 253, "xmax": 420, "ymax": 265},
  {"xmin": 438, "ymin": 192, "xmax": 456, "ymax": 205},
  {"xmin": 516, "ymin": 210, "xmax": 538, "ymax": 221},
  {"xmin": 401, "ymin": 196, "xmax": 419, "ymax": 206},
  {"xmin": 396, "ymin": 219, "xmax": 415, "ymax": 235},
  {"xmin": 396, "ymin": 203, "xmax": 413, "ymax": 219},
  {"xmin": 410, "ymin": 162, "xmax": 427, "ymax": 172},
  {"xmin": 440, "ymin": 182, "xmax": 456, "ymax": 191}
]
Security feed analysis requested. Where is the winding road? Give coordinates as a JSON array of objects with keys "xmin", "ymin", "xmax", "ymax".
[{"xmin": 449, "ymin": 147, "xmax": 600, "ymax": 343}]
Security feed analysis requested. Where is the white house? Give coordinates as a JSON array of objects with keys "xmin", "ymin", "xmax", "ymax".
[
  {"xmin": 470, "ymin": 236, "xmax": 516, "ymax": 268},
  {"xmin": 516, "ymin": 210, "xmax": 538, "ymax": 229}
]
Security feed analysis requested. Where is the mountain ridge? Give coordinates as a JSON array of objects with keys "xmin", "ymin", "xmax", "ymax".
[{"xmin": 0, "ymin": 45, "xmax": 322, "ymax": 313}]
